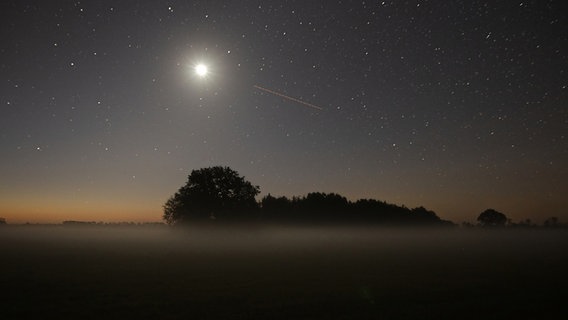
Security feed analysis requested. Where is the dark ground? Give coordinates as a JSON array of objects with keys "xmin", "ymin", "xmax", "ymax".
[{"xmin": 1, "ymin": 225, "xmax": 567, "ymax": 319}]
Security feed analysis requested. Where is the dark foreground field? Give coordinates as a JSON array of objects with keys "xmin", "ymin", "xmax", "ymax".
[{"xmin": 1, "ymin": 225, "xmax": 567, "ymax": 319}]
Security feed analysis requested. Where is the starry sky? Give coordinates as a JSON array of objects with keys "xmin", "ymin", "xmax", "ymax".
[{"xmin": 1, "ymin": 1, "xmax": 567, "ymax": 224}]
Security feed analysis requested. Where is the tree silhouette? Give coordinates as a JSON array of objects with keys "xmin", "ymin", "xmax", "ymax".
[
  {"xmin": 259, "ymin": 193, "xmax": 451, "ymax": 226},
  {"xmin": 260, "ymin": 194, "xmax": 294, "ymax": 221},
  {"xmin": 543, "ymin": 217, "xmax": 561, "ymax": 228},
  {"xmin": 163, "ymin": 166, "xmax": 260, "ymax": 225},
  {"xmin": 477, "ymin": 209, "xmax": 508, "ymax": 227},
  {"xmin": 163, "ymin": 166, "xmax": 455, "ymax": 226},
  {"xmin": 410, "ymin": 206, "xmax": 444, "ymax": 224},
  {"xmin": 298, "ymin": 192, "xmax": 350, "ymax": 221}
]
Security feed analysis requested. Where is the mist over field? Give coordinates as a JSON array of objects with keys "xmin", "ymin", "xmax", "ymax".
[{"xmin": 1, "ymin": 225, "xmax": 567, "ymax": 319}]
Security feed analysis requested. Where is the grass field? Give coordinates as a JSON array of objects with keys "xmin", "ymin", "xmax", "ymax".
[{"xmin": 1, "ymin": 225, "xmax": 567, "ymax": 319}]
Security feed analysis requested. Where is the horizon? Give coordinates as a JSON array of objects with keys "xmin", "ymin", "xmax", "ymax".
[
  {"xmin": 1, "ymin": 187, "xmax": 565, "ymax": 225},
  {"xmin": 0, "ymin": 189, "xmax": 563, "ymax": 225}
]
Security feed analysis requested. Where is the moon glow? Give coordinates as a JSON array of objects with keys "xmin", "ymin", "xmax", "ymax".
[{"xmin": 195, "ymin": 64, "xmax": 208, "ymax": 77}]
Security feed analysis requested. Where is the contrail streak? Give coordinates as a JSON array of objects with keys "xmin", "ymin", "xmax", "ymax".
[{"xmin": 253, "ymin": 85, "xmax": 323, "ymax": 110}]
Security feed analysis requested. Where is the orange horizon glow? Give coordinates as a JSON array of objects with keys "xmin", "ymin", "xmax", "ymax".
[
  {"xmin": 2, "ymin": 190, "xmax": 566, "ymax": 225},
  {"xmin": 0, "ymin": 196, "xmax": 162, "ymax": 224}
]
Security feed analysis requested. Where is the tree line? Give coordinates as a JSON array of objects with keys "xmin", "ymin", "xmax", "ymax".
[
  {"xmin": 162, "ymin": 166, "xmax": 450, "ymax": 226},
  {"xmin": 259, "ymin": 193, "xmax": 453, "ymax": 226},
  {"xmin": 163, "ymin": 166, "xmax": 566, "ymax": 228}
]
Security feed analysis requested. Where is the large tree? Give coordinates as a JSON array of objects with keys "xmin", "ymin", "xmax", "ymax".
[
  {"xmin": 477, "ymin": 209, "xmax": 508, "ymax": 227},
  {"xmin": 163, "ymin": 166, "xmax": 260, "ymax": 225}
]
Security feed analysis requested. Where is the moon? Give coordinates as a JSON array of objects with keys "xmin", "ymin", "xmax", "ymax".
[{"xmin": 195, "ymin": 64, "xmax": 208, "ymax": 77}]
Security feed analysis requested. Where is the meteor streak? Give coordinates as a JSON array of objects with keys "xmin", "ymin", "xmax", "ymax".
[{"xmin": 253, "ymin": 85, "xmax": 323, "ymax": 110}]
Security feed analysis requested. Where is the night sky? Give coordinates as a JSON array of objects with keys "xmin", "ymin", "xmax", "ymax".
[{"xmin": 1, "ymin": 1, "xmax": 567, "ymax": 224}]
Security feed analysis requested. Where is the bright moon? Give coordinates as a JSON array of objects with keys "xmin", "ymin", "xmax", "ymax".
[{"xmin": 195, "ymin": 64, "xmax": 208, "ymax": 77}]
